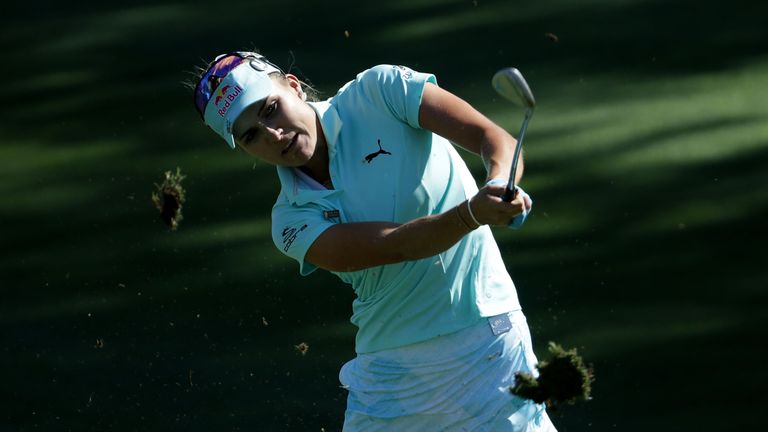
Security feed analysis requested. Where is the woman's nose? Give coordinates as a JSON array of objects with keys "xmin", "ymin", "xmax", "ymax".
[{"xmin": 264, "ymin": 126, "xmax": 284, "ymax": 142}]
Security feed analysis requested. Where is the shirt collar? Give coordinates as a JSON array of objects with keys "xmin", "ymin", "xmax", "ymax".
[
  {"xmin": 309, "ymin": 100, "xmax": 342, "ymax": 159},
  {"xmin": 276, "ymin": 100, "xmax": 342, "ymax": 205}
]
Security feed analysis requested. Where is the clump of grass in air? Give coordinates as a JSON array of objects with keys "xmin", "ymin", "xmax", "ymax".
[
  {"xmin": 152, "ymin": 168, "xmax": 186, "ymax": 231},
  {"xmin": 511, "ymin": 342, "xmax": 593, "ymax": 407},
  {"xmin": 295, "ymin": 342, "xmax": 310, "ymax": 356}
]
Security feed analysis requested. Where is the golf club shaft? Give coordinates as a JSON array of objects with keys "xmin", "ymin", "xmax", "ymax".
[{"xmin": 502, "ymin": 109, "xmax": 532, "ymax": 202}]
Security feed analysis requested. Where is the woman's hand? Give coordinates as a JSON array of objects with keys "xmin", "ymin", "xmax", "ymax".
[{"xmin": 469, "ymin": 181, "xmax": 532, "ymax": 227}]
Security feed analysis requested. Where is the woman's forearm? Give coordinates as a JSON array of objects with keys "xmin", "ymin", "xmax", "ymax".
[
  {"xmin": 306, "ymin": 201, "xmax": 478, "ymax": 272},
  {"xmin": 419, "ymin": 83, "xmax": 522, "ymax": 184},
  {"xmin": 481, "ymin": 126, "xmax": 520, "ymax": 183},
  {"xmin": 382, "ymin": 201, "xmax": 478, "ymax": 262}
]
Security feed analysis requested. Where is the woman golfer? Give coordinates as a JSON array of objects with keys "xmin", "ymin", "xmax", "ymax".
[{"xmin": 193, "ymin": 51, "xmax": 556, "ymax": 431}]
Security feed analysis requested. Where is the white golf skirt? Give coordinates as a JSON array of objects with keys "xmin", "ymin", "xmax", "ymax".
[{"xmin": 339, "ymin": 310, "xmax": 557, "ymax": 431}]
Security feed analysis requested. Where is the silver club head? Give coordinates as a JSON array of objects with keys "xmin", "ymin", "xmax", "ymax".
[{"xmin": 492, "ymin": 67, "xmax": 536, "ymax": 109}]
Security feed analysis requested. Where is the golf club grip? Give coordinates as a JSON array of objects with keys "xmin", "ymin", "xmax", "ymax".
[{"xmin": 502, "ymin": 185, "xmax": 517, "ymax": 202}]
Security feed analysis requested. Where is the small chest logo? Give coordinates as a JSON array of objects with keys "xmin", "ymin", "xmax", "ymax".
[
  {"xmin": 282, "ymin": 224, "xmax": 308, "ymax": 252},
  {"xmin": 364, "ymin": 139, "xmax": 392, "ymax": 164},
  {"xmin": 323, "ymin": 210, "xmax": 340, "ymax": 220}
]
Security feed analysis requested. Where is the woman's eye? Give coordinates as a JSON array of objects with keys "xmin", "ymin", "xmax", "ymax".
[
  {"xmin": 240, "ymin": 128, "xmax": 257, "ymax": 145},
  {"xmin": 265, "ymin": 100, "xmax": 277, "ymax": 116}
]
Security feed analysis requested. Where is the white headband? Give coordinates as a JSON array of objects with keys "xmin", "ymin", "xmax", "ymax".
[{"xmin": 203, "ymin": 57, "xmax": 281, "ymax": 149}]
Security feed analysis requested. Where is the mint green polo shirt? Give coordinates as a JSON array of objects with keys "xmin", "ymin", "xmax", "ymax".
[{"xmin": 271, "ymin": 65, "xmax": 521, "ymax": 353}]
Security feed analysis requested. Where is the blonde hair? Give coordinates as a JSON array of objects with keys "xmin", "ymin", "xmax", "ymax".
[{"xmin": 274, "ymin": 73, "xmax": 321, "ymax": 102}]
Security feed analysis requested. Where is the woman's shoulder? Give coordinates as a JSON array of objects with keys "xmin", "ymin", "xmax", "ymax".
[
  {"xmin": 355, "ymin": 64, "xmax": 416, "ymax": 82},
  {"xmin": 335, "ymin": 64, "xmax": 419, "ymax": 97}
]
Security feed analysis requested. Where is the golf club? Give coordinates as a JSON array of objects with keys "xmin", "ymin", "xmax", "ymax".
[{"xmin": 491, "ymin": 67, "xmax": 536, "ymax": 202}]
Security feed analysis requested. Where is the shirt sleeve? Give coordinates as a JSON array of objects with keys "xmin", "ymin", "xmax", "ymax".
[
  {"xmin": 353, "ymin": 64, "xmax": 437, "ymax": 129},
  {"xmin": 271, "ymin": 201, "xmax": 336, "ymax": 276}
]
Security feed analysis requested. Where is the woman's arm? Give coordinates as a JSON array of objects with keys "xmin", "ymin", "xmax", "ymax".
[
  {"xmin": 305, "ymin": 184, "xmax": 526, "ymax": 272},
  {"xmin": 305, "ymin": 83, "xmax": 529, "ymax": 272},
  {"xmin": 306, "ymin": 201, "xmax": 468, "ymax": 272},
  {"xmin": 419, "ymin": 82, "xmax": 522, "ymax": 184}
]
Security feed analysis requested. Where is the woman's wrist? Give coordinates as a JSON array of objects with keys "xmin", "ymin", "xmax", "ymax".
[
  {"xmin": 455, "ymin": 199, "xmax": 480, "ymax": 230},
  {"xmin": 465, "ymin": 197, "xmax": 482, "ymax": 227},
  {"xmin": 455, "ymin": 205, "xmax": 474, "ymax": 230}
]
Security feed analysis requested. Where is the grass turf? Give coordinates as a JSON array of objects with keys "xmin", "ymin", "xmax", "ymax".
[{"xmin": 2, "ymin": 0, "xmax": 767, "ymax": 430}]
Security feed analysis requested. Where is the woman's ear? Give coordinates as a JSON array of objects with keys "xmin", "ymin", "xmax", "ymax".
[{"xmin": 284, "ymin": 74, "xmax": 306, "ymax": 100}]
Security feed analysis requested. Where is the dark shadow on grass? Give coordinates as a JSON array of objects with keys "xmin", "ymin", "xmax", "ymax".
[{"xmin": 2, "ymin": 0, "xmax": 768, "ymax": 430}]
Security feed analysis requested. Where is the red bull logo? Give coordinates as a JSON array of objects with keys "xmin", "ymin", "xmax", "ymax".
[
  {"xmin": 214, "ymin": 84, "xmax": 243, "ymax": 117},
  {"xmin": 214, "ymin": 85, "xmax": 230, "ymax": 106}
]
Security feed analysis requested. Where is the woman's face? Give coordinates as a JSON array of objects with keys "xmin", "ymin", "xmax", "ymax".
[{"xmin": 232, "ymin": 75, "xmax": 319, "ymax": 167}]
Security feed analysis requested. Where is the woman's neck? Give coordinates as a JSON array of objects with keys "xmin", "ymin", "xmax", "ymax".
[{"xmin": 299, "ymin": 116, "xmax": 332, "ymax": 188}]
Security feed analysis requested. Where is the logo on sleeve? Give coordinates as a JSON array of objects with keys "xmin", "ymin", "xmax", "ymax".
[
  {"xmin": 364, "ymin": 139, "xmax": 392, "ymax": 164},
  {"xmin": 393, "ymin": 65, "xmax": 413, "ymax": 80},
  {"xmin": 282, "ymin": 224, "xmax": 308, "ymax": 252}
]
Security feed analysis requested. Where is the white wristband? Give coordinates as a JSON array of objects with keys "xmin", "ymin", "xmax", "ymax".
[
  {"xmin": 466, "ymin": 198, "xmax": 482, "ymax": 227},
  {"xmin": 486, "ymin": 178, "xmax": 508, "ymax": 187}
]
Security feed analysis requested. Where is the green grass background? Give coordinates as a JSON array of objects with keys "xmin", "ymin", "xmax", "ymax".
[{"xmin": 2, "ymin": 0, "xmax": 767, "ymax": 430}]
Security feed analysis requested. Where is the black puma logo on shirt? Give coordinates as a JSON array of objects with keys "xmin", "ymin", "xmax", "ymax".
[{"xmin": 364, "ymin": 139, "xmax": 392, "ymax": 163}]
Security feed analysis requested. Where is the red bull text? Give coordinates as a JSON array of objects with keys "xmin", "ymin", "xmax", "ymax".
[{"xmin": 215, "ymin": 85, "xmax": 243, "ymax": 117}]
